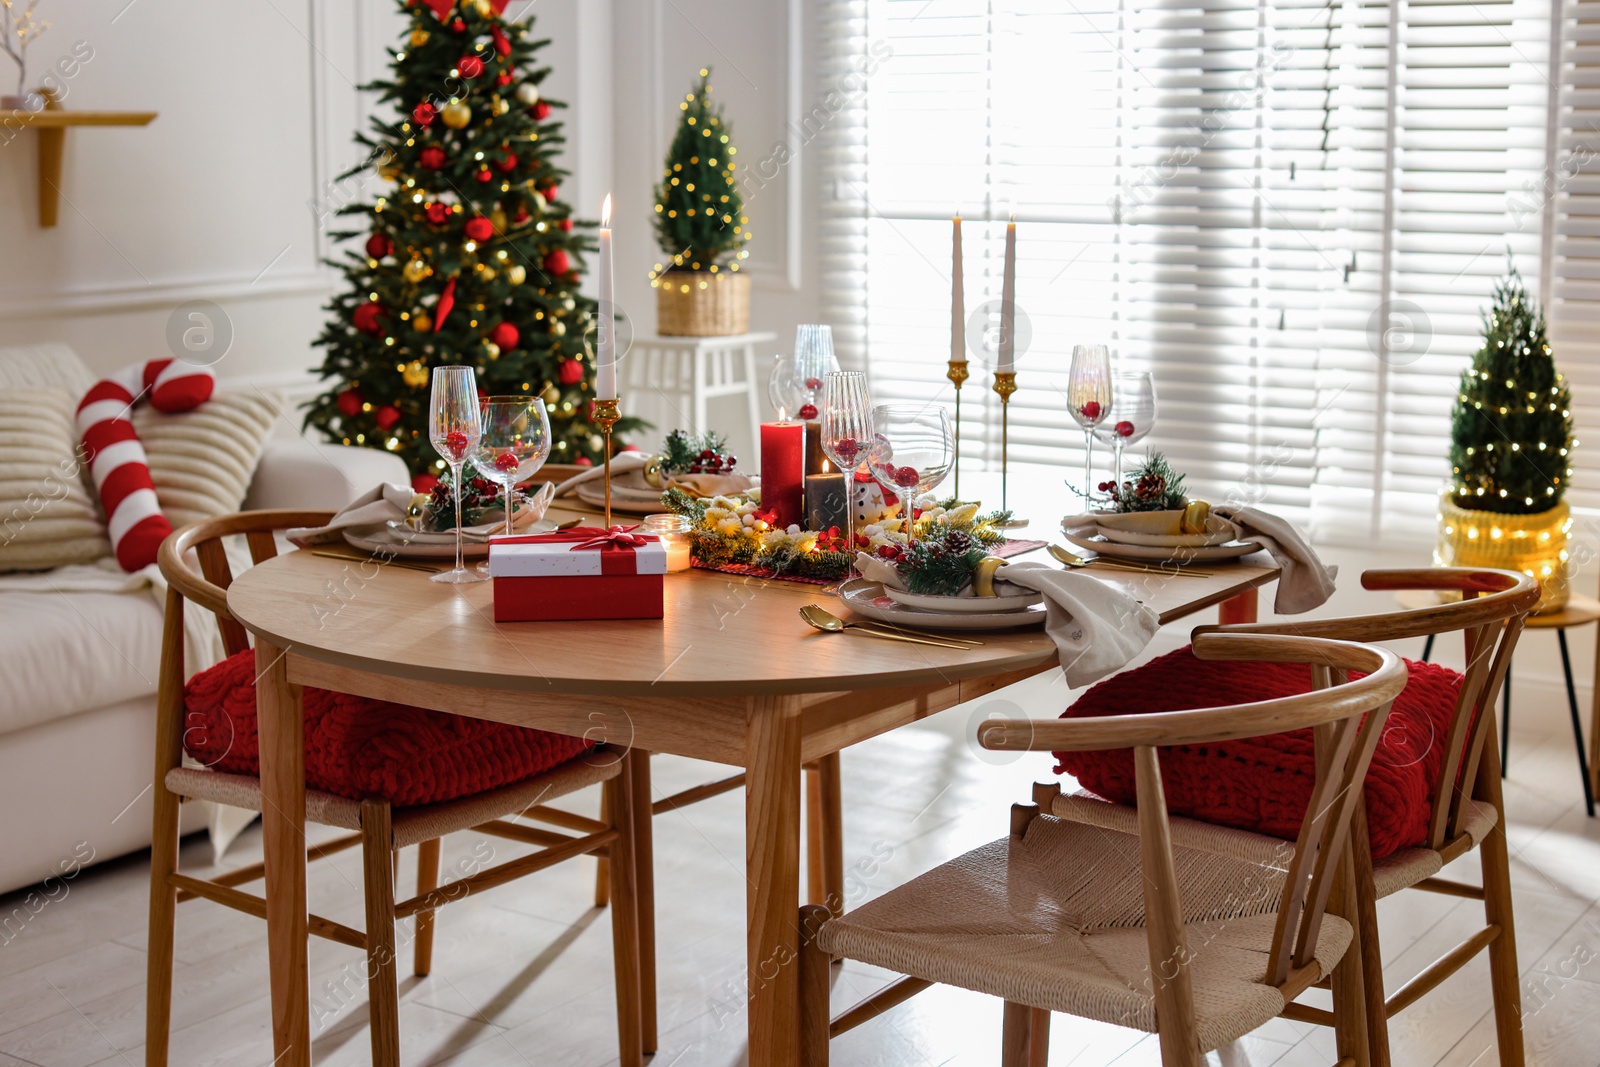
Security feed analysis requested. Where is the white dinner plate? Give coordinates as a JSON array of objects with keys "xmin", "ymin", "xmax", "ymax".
[
  {"xmin": 1095, "ymin": 518, "xmax": 1238, "ymax": 548},
  {"xmin": 1060, "ymin": 524, "xmax": 1262, "ymax": 563},
  {"xmin": 838, "ymin": 578, "xmax": 1047, "ymax": 631},
  {"xmin": 344, "ymin": 518, "xmax": 557, "ymax": 560},
  {"xmin": 883, "ymin": 586, "xmax": 1044, "ymax": 613}
]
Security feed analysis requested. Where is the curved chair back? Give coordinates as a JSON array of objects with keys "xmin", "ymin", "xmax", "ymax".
[
  {"xmin": 1194, "ymin": 567, "xmax": 1537, "ymax": 851},
  {"xmin": 980, "ymin": 633, "xmax": 1406, "ymax": 993}
]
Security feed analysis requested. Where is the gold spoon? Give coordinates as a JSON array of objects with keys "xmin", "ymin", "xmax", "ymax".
[
  {"xmin": 1048, "ymin": 544, "xmax": 1215, "ymax": 579},
  {"xmin": 799, "ymin": 604, "xmax": 980, "ymax": 650}
]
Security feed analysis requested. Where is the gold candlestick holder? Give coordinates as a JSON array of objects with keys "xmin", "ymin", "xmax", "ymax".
[
  {"xmin": 992, "ymin": 372, "xmax": 1026, "ymax": 527},
  {"xmin": 947, "ymin": 359, "xmax": 969, "ymax": 498},
  {"xmin": 592, "ymin": 397, "xmax": 621, "ymax": 528}
]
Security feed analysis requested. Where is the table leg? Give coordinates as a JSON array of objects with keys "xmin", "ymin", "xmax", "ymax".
[
  {"xmin": 1592, "ymin": 620, "xmax": 1600, "ymax": 808},
  {"xmin": 256, "ymin": 640, "xmax": 310, "ymax": 1067},
  {"xmin": 746, "ymin": 694, "xmax": 804, "ymax": 1067},
  {"xmin": 630, "ymin": 752, "xmax": 659, "ymax": 1051},
  {"xmin": 1556, "ymin": 630, "xmax": 1596, "ymax": 817},
  {"xmin": 1218, "ymin": 587, "xmax": 1259, "ymax": 626},
  {"xmin": 818, "ymin": 752, "xmax": 845, "ymax": 915}
]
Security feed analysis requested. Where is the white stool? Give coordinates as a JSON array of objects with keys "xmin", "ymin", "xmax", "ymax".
[{"xmin": 621, "ymin": 332, "xmax": 775, "ymax": 453}]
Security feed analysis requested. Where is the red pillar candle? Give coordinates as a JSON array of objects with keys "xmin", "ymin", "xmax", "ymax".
[{"xmin": 760, "ymin": 421, "xmax": 805, "ymax": 530}]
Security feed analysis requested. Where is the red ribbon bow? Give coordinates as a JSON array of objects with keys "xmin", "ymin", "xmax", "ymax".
[{"xmin": 573, "ymin": 525, "xmax": 649, "ymax": 551}]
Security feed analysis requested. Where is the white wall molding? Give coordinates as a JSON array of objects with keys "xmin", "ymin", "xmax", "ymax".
[{"xmin": 0, "ymin": 268, "xmax": 335, "ymax": 321}]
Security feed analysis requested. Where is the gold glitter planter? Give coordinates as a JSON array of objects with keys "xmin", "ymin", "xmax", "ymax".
[
  {"xmin": 655, "ymin": 269, "xmax": 750, "ymax": 336},
  {"xmin": 1435, "ymin": 493, "xmax": 1571, "ymax": 612}
]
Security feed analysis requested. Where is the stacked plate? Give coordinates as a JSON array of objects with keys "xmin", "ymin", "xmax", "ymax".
[
  {"xmin": 574, "ymin": 470, "xmax": 666, "ymax": 515},
  {"xmin": 1061, "ymin": 511, "xmax": 1260, "ymax": 565},
  {"xmin": 343, "ymin": 515, "xmax": 557, "ymax": 560},
  {"xmin": 837, "ymin": 578, "xmax": 1047, "ymax": 632}
]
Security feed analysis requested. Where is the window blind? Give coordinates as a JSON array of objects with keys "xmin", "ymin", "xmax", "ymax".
[{"xmin": 820, "ymin": 0, "xmax": 1554, "ymax": 543}]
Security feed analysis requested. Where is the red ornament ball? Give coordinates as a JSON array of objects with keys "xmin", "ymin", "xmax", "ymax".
[
  {"xmin": 543, "ymin": 248, "xmax": 570, "ymax": 276},
  {"xmin": 493, "ymin": 452, "xmax": 520, "ymax": 474},
  {"xmin": 512, "ymin": 209, "xmax": 531, "ymax": 226},
  {"xmin": 365, "ymin": 233, "xmax": 393, "ymax": 259},
  {"xmin": 449, "ymin": 18, "xmax": 465, "ymax": 32},
  {"xmin": 426, "ymin": 202, "xmax": 451, "ymax": 225},
  {"xmin": 1115, "ymin": 420, "xmax": 1135, "ymax": 438},
  {"xmin": 475, "ymin": 167, "xmax": 493, "ymax": 184},
  {"xmin": 457, "ymin": 54, "xmax": 484, "ymax": 79},
  {"xmin": 559, "ymin": 218, "xmax": 573, "ymax": 232},
  {"xmin": 574, "ymin": 455, "xmax": 593, "ymax": 468},
  {"xmin": 464, "ymin": 216, "xmax": 495, "ymax": 242},
  {"xmin": 542, "ymin": 183, "xmax": 559, "ymax": 201},
  {"xmin": 531, "ymin": 101, "xmax": 551, "ymax": 121},
  {"xmin": 805, "ymin": 377, "xmax": 822, "ymax": 391},
  {"xmin": 412, "ymin": 102, "xmax": 437, "ymax": 127},
  {"xmin": 419, "ymin": 146, "xmax": 447, "ymax": 170},
  {"xmin": 798, "ymin": 403, "xmax": 818, "ymax": 420},
  {"xmin": 375, "ymin": 405, "xmax": 401, "ymax": 431},
  {"xmin": 557, "ymin": 358, "xmax": 584, "ymax": 385},
  {"xmin": 490, "ymin": 322, "xmax": 519, "ymax": 349},
  {"xmin": 337, "ymin": 388, "xmax": 363, "ymax": 418},
  {"xmin": 1081, "ymin": 400, "xmax": 1103, "ymax": 421},
  {"xmin": 443, "ymin": 430, "xmax": 470, "ymax": 459},
  {"xmin": 352, "ymin": 302, "xmax": 385, "ymax": 336},
  {"xmin": 893, "ymin": 466, "xmax": 921, "ymax": 488},
  {"xmin": 411, "ymin": 472, "xmax": 439, "ymax": 494},
  {"xmin": 496, "ymin": 151, "xmax": 518, "ymax": 173},
  {"xmin": 495, "ymin": 73, "xmax": 512, "ymax": 87}
]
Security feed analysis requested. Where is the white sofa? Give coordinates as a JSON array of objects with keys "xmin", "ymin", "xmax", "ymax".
[{"xmin": 0, "ymin": 344, "xmax": 408, "ymax": 897}]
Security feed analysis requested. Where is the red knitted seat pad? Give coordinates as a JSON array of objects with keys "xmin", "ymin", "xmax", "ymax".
[
  {"xmin": 1055, "ymin": 647, "xmax": 1463, "ymax": 860},
  {"xmin": 183, "ymin": 650, "xmax": 595, "ymax": 807}
]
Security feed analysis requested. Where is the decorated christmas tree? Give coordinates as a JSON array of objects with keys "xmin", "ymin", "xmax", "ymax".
[
  {"xmin": 649, "ymin": 68, "xmax": 749, "ymax": 280},
  {"xmin": 1448, "ymin": 267, "xmax": 1573, "ymax": 514},
  {"xmin": 304, "ymin": 0, "xmax": 641, "ymax": 488}
]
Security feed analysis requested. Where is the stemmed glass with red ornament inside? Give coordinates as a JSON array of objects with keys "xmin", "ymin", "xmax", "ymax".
[
  {"xmin": 1067, "ymin": 343, "xmax": 1114, "ymax": 500},
  {"xmin": 822, "ymin": 371, "xmax": 874, "ymax": 555},
  {"xmin": 469, "ymin": 396, "xmax": 552, "ymax": 574},
  {"xmin": 428, "ymin": 365, "xmax": 486, "ymax": 584},
  {"xmin": 792, "ymin": 324, "xmax": 839, "ymax": 422},
  {"xmin": 1092, "ymin": 370, "xmax": 1156, "ymax": 496},
  {"xmin": 868, "ymin": 405, "xmax": 953, "ymax": 549}
]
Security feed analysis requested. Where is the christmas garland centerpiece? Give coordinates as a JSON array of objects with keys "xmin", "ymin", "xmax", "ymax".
[{"xmin": 406, "ymin": 467, "xmax": 531, "ymax": 532}]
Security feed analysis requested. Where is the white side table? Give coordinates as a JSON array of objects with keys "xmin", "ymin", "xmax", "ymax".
[{"xmin": 621, "ymin": 332, "xmax": 776, "ymax": 450}]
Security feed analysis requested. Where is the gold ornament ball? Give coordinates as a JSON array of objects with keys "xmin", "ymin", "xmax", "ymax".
[
  {"xmin": 441, "ymin": 102, "xmax": 472, "ymax": 129},
  {"xmin": 378, "ymin": 162, "xmax": 400, "ymax": 180},
  {"xmin": 562, "ymin": 296, "xmax": 576, "ymax": 311},
  {"xmin": 409, "ymin": 28, "xmax": 430, "ymax": 46},
  {"xmin": 541, "ymin": 385, "xmax": 560, "ymax": 406},
  {"xmin": 549, "ymin": 319, "xmax": 567, "ymax": 337},
  {"xmin": 412, "ymin": 312, "xmax": 433, "ymax": 334},
  {"xmin": 531, "ymin": 190, "xmax": 548, "ymax": 211},
  {"xmin": 589, "ymin": 434, "xmax": 603, "ymax": 452},
  {"xmin": 403, "ymin": 258, "xmax": 430, "ymax": 283},
  {"xmin": 402, "ymin": 360, "xmax": 430, "ymax": 388},
  {"xmin": 485, "ymin": 341, "xmax": 501, "ymax": 360},
  {"xmin": 507, "ymin": 264, "xmax": 527, "ymax": 285},
  {"xmin": 515, "ymin": 82, "xmax": 540, "ymax": 107},
  {"xmin": 406, "ymin": 493, "xmax": 431, "ymax": 529},
  {"xmin": 470, "ymin": 0, "xmax": 493, "ymax": 15},
  {"xmin": 490, "ymin": 208, "xmax": 507, "ymax": 233},
  {"xmin": 492, "ymin": 97, "xmax": 510, "ymax": 117}
]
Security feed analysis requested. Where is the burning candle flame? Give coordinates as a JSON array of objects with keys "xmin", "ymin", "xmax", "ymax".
[{"xmin": 601, "ymin": 194, "xmax": 612, "ymax": 228}]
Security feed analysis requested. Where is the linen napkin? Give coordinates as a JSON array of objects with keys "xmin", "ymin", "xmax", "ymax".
[
  {"xmin": 287, "ymin": 481, "xmax": 553, "ymax": 547},
  {"xmin": 551, "ymin": 452, "xmax": 649, "ymax": 496},
  {"xmin": 853, "ymin": 553, "xmax": 1159, "ymax": 689},
  {"xmin": 1210, "ymin": 504, "xmax": 1337, "ymax": 615},
  {"xmin": 550, "ymin": 453, "xmax": 756, "ymax": 501}
]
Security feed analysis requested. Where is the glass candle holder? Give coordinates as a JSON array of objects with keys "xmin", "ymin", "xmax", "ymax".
[{"xmin": 642, "ymin": 513, "xmax": 694, "ymax": 573}]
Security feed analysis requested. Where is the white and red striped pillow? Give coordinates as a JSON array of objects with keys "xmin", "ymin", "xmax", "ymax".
[{"xmin": 76, "ymin": 359, "xmax": 214, "ymax": 571}]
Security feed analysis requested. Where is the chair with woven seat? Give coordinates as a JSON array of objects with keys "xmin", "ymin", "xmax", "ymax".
[
  {"xmin": 798, "ymin": 632, "xmax": 1406, "ymax": 1067},
  {"xmin": 145, "ymin": 509, "xmax": 648, "ymax": 1067},
  {"xmin": 1056, "ymin": 567, "xmax": 1537, "ymax": 1066}
]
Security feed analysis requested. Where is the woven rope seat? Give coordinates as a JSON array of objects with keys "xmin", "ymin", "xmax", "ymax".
[{"xmin": 817, "ymin": 812, "xmax": 1353, "ymax": 1052}]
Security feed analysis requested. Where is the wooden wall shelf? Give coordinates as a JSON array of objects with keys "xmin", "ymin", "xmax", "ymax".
[{"xmin": 2, "ymin": 94, "xmax": 157, "ymax": 227}]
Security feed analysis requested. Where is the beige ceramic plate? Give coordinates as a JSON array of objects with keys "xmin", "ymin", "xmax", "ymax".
[
  {"xmin": 883, "ymin": 586, "xmax": 1044, "ymax": 614},
  {"xmin": 575, "ymin": 482, "xmax": 666, "ymax": 515},
  {"xmin": 1060, "ymin": 524, "xmax": 1261, "ymax": 564},
  {"xmin": 344, "ymin": 519, "xmax": 556, "ymax": 560},
  {"xmin": 838, "ymin": 578, "xmax": 1047, "ymax": 631}
]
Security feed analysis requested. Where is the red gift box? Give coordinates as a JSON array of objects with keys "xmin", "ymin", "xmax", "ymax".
[{"xmin": 489, "ymin": 526, "xmax": 667, "ymax": 622}]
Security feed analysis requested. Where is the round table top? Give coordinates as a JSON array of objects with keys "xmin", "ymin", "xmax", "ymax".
[
  {"xmin": 1394, "ymin": 589, "xmax": 1600, "ymax": 629},
  {"xmin": 226, "ymin": 550, "xmax": 1064, "ymax": 698}
]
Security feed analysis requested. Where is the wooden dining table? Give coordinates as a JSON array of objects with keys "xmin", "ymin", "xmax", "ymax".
[{"xmin": 225, "ymin": 487, "xmax": 1280, "ymax": 1067}]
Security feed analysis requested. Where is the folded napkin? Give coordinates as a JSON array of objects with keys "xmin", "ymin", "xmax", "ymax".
[
  {"xmin": 1211, "ymin": 504, "xmax": 1337, "ymax": 615},
  {"xmin": 853, "ymin": 553, "xmax": 1159, "ymax": 689},
  {"xmin": 551, "ymin": 452, "xmax": 649, "ymax": 496},
  {"xmin": 550, "ymin": 453, "xmax": 756, "ymax": 501},
  {"xmin": 287, "ymin": 481, "xmax": 553, "ymax": 547}
]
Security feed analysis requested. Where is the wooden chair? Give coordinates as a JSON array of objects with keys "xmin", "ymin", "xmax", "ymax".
[
  {"xmin": 146, "ymin": 510, "xmax": 647, "ymax": 1067},
  {"xmin": 798, "ymin": 632, "xmax": 1407, "ymax": 1067},
  {"xmin": 1193, "ymin": 567, "xmax": 1539, "ymax": 1066}
]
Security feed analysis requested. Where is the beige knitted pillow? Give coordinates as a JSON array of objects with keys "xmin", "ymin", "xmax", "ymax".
[
  {"xmin": 133, "ymin": 388, "xmax": 285, "ymax": 527},
  {"xmin": 0, "ymin": 388, "xmax": 112, "ymax": 571}
]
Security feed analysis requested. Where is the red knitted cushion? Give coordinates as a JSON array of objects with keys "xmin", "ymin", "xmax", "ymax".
[
  {"xmin": 1055, "ymin": 647, "xmax": 1463, "ymax": 859},
  {"xmin": 183, "ymin": 650, "xmax": 595, "ymax": 807}
]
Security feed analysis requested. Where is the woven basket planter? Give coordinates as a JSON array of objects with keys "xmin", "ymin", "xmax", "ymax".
[
  {"xmin": 1435, "ymin": 492, "xmax": 1571, "ymax": 612},
  {"xmin": 655, "ymin": 270, "xmax": 749, "ymax": 336}
]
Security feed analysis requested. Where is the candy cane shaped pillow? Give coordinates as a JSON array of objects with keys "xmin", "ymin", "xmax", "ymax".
[{"xmin": 76, "ymin": 359, "xmax": 215, "ymax": 571}]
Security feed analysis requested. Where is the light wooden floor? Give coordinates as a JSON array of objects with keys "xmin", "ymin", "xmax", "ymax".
[{"xmin": 1, "ymin": 669, "xmax": 1597, "ymax": 1066}]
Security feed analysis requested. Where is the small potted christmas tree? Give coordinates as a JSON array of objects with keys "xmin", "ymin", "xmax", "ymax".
[
  {"xmin": 649, "ymin": 68, "xmax": 751, "ymax": 335},
  {"xmin": 1437, "ymin": 266, "xmax": 1574, "ymax": 611}
]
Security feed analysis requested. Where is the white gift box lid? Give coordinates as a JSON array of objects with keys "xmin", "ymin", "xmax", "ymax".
[{"xmin": 488, "ymin": 534, "xmax": 669, "ymax": 578}]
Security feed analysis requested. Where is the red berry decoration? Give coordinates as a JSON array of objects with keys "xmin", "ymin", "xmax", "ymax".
[
  {"xmin": 1081, "ymin": 400, "xmax": 1102, "ymax": 421},
  {"xmin": 426, "ymin": 201, "xmax": 451, "ymax": 225},
  {"xmin": 375, "ymin": 405, "xmax": 401, "ymax": 431},
  {"xmin": 365, "ymin": 233, "xmax": 393, "ymax": 259},
  {"xmin": 420, "ymin": 146, "xmax": 447, "ymax": 170},
  {"xmin": 464, "ymin": 216, "xmax": 495, "ymax": 241},
  {"xmin": 797, "ymin": 403, "xmax": 818, "ymax": 420},
  {"xmin": 558, "ymin": 218, "xmax": 573, "ymax": 232},
  {"xmin": 412, "ymin": 102, "xmax": 437, "ymax": 127},
  {"xmin": 490, "ymin": 322, "xmax": 519, "ymax": 348},
  {"xmin": 411, "ymin": 472, "xmax": 440, "ymax": 494},
  {"xmin": 894, "ymin": 466, "xmax": 920, "ymax": 488},
  {"xmin": 337, "ymin": 388, "xmax": 363, "ymax": 418},
  {"xmin": 543, "ymin": 248, "xmax": 570, "ymax": 276},
  {"xmin": 475, "ymin": 167, "xmax": 494, "ymax": 184},
  {"xmin": 352, "ymin": 302, "xmax": 385, "ymax": 336},
  {"xmin": 457, "ymin": 55, "xmax": 484, "ymax": 79},
  {"xmin": 496, "ymin": 151, "xmax": 518, "ymax": 173},
  {"xmin": 493, "ymin": 452, "xmax": 521, "ymax": 474},
  {"xmin": 1115, "ymin": 420, "xmax": 1135, "ymax": 438},
  {"xmin": 443, "ymin": 430, "xmax": 470, "ymax": 459},
  {"xmin": 449, "ymin": 18, "xmax": 465, "ymax": 32},
  {"xmin": 557, "ymin": 358, "xmax": 584, "ymax": 385},
  {"xmin": 531, "ymin": 100, "xmax": 552, "ymax": 121}
]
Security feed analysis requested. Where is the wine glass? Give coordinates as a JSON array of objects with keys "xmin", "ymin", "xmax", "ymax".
[
  {"xmin": 429, "ymin": 365, "xmax": 486, "ymax": 584},
  {"xmin": 792, "ymin": 324, "xmax": 839, "ymax": 420},
  {"xmin": 470, "ymin": 396, "xmax": 552, "ymax": 573},
  {"xmin": 1091, "ymin": 371, "xmax": 1157, "ymax": 492},
  {"xmin": 821, "ymin": 371, "xmax": 874, "ymax": 553},
  {"xmin": 1067, "ymin": 344, "xmax": 1113, "ymax": 499},
  {"xmin": 768, "ymin": 354, "xmax": 805, "ymax": 422},
  {"xmin": 868, "ymin": 405, "xmax": 954, "ymax": 549}
]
